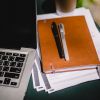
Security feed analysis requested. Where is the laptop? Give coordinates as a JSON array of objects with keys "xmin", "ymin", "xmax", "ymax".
[{"xmin": 0, "ymin": 0, "xmax": 36, "ymax": 100}]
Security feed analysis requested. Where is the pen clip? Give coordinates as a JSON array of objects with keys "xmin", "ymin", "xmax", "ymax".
[{"xmin": 58, "ymin": 23, "xmax": 65, "ymax": 39}]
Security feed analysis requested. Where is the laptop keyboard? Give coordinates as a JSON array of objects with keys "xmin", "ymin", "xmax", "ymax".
[{"xmin": 0, "ymin": 50, "xmax": 28, "ymax": 87}]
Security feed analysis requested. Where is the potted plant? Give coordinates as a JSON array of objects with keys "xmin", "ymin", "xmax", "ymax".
[{"xmin": 77, "ymin": 0, "xmax": 100, "ymax": 26}]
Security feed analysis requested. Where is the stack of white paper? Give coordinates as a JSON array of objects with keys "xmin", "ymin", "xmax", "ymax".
[{"xmin": 32, "ymin": 8, "xmax": 100, "ymax": 94}]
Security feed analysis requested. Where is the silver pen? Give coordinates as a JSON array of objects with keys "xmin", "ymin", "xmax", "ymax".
[{"xmin": 58, "ymin": 23, "xmax": 69, "ymax": 61}]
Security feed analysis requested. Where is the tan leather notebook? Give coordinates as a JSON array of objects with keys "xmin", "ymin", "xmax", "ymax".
[{"xmin": 38, "ymin": 16, "xmax": 100, "ymax": 73}]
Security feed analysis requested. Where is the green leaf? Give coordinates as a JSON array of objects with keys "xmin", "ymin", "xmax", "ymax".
[{"xmin": 77, "ymin": 0, "xmax": 83, "ymax": 7}]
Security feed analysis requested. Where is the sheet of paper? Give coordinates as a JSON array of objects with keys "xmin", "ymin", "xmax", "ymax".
[
  {"xmin": 32, "ymin": 56, "xmax": 46, "ymax": 91},
  {"xmin": 32, "ymin": 61, "xmax": 45, "ymax": 91},
  {"xmin": 31, "ymin": 63, "xmax": 40, "ymax": 89},
  {"xmin": 35, "ymin": 53, "xmax": 52, "ymax": 91},
  {"xmin": 46, "ymin": 69, "xmax": 99, "ymax": 93}
]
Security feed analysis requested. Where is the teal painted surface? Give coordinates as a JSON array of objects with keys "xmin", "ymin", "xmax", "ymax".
[{"xmin": 24, "ymin": 75, "xmax": 100, "ymax": 100}]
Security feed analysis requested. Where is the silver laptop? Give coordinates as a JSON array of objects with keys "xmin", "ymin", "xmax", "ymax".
[{"xmin": 0, "ymin": 0, "xmax": 36, "ymax": 100}]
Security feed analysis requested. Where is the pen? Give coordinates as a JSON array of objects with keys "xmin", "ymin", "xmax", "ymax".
[
  {"xmin": 51, "ymin": 22, "xmax": 64, "ymax": 58},
  {"xmin": 58, "ymin": 23, "xmax": 69, "ymax": 61}
]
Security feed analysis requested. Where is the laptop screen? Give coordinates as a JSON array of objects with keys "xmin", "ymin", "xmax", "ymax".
[{"xmin": 0, "ymin": 0, "xmax": 36, "ymax": 49}]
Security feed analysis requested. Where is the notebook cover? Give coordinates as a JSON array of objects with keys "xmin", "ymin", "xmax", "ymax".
[{"xmin": 38, "ymin": 16, "xmax": 100, "ymax": 73}]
